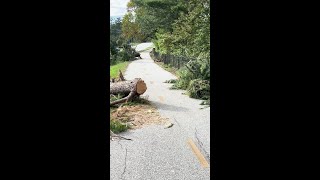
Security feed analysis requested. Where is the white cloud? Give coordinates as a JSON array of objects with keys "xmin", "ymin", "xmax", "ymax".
[{"xmin": 110, "ymin": 0, "xmax": 130, "ymax": 16}]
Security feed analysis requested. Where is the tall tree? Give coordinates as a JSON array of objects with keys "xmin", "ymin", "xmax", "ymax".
[
  {"xmin": 121, "ymin": 12, "xmax": 146, "ymax": 43},
  {"xmin": 128, "ymin": 0, "xmax": 187, "ymax": 39}
]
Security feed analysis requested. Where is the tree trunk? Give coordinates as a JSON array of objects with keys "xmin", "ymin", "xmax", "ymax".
[
  {"xmin": 110, "ymin": 78, "xmax": 147, "ymax": 106},
  {"xmin": 110, "ymin": 78, "xmax": 147, "ymax": 95}
]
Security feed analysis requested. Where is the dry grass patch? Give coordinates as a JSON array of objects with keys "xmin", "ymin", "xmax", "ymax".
[{"xmin": 111, "ymin": 102, "xmax": 168, "ymax": 130}]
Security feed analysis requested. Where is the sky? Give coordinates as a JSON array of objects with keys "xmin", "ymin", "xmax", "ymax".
[{"xmin": 110, "ymin": 0, "xmax": 130, "ymax": 17}]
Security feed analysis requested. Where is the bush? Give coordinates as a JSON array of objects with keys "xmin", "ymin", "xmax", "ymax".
[
  {"xmin": 110, "ymin": 44, "xmax": 138, "ymax": 65},
  {"xmin": 110, "ymin": 120, "xmax": 129, "ymax": 133},
  {"xmin": 187, "ymin": 79, "xmax": 210, "ymax": 100},
  {"xmin": 149, "ymin": 50, "xmax": 211, "ymax": 104},
  {"xmin": 116, "ymin": 51, "xmax": 131, "ymax": 62},
  {"xmin": 171, "ymin": 58, "xmax": 210, "ymax": 102},
  {"xmin": 172, "ymin": 68, "xmax": 194, "ymax": 90}
]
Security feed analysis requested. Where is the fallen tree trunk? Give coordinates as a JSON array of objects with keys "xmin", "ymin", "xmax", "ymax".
[
  {"xmin": 110, "ymin": 78, "xmax": 147, "ymax": 106},
  {"xmin": 110, "ymin": 78, "xmax": 147, "ymax": 95}
]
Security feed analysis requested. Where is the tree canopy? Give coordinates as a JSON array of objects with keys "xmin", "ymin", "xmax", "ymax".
[{"xmin": 118, "ymin": 0, "xmax": 211, "ymax": 103}]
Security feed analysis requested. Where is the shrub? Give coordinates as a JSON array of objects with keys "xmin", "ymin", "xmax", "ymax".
[
  {"xmin": 172, "ymin": 58, "xmax": 210, "ymax": 102},
  {"xmin": 187, "ymin": 79, "xmax": 210, "ymax": 100},
  {"xmin": 110, "ymin": 120, "xmax": 129, "ymax": 133}
]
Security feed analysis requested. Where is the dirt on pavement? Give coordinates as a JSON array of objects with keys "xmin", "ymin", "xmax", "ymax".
[{"xmin": 111, "ymin": 102, "xmax": 169, "ymax": 130}]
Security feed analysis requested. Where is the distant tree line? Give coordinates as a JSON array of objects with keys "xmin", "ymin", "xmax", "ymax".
[{"xmin": 110, "ymin": 18, "xmax": 139, "ymax": 65}]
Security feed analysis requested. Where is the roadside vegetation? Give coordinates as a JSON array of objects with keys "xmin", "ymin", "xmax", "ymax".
[
  {"xmin": 123, "ymin": 0, "xmax": 211, "ymax": 105},
  {"xmin": 110, "ymin": 18, "xmax": 141, "ymax": 66},
  {"xmin": 110, "ymin": 61, "xmax": 130, "ymax": 79},
  {"xmin": 110, "ymin": 17, "xmax": 141, "ymax": 133}
]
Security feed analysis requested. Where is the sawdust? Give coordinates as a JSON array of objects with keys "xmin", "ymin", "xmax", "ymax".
[{"xmin": 111, "ymin": 104, "xmax": 169, "ymax": 129}]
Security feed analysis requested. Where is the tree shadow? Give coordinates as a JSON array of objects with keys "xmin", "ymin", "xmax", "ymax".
[{"xmin": 150, "ymin": 101, "xmax": 189, "ymax": 112}]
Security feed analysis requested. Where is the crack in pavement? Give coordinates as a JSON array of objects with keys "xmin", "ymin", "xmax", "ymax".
[
  {"xmin": 117, "ymin": 140, "xmax": 124, "ymax": 150},
  {"xmin": 120, "ymin": 148, "xmax": 128, "ymax": 180},
  {"xmin": 112, "ymin": 140, "xmax": 129, "ymax": 180},
  {"xmin": 172, "ymin": 117, "xmax": 181, "ymax": 128},
  {"xmin": 195, "ymin": 128, "xmax": 210, "ymax": 162}
]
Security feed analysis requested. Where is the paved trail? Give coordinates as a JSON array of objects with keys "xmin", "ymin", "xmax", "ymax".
[{"xmin": 110, "ymin": 43, "xmax": 210, "ymax": 180}]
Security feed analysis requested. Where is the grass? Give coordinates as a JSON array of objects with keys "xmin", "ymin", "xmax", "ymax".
[
  {"xmin": 110, "ymin": 61, "xmax": 130, "ymax": 79},
  {"xmin": 110, "ymin": 119, "xmax": 129, "ymax": 133}
]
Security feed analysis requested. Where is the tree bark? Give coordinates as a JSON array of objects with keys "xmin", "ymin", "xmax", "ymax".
[
  {"xmin": 110, "ymin": 78, "xmax": 147, "ymax": 95},
  {"xmin": 110, "ymin": 78, "xmax": 147, "ymax": 106}
]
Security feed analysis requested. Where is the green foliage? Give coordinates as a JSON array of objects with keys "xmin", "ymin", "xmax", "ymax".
[
  {"xmin": 110, "ymin": 18, "xmax": 123, "ymax": 50},
  {"xmin": 110, "ymin": 43, "xmax": 138, "ymax": 65},
  {"xmin": 122, "ymin": 12, "xmax": 146, "ymax": 42},
  {"xmin": 187, "ymin": 79, "xmax": 210, "ymax": 100},
  {"xmin": 110, "ymin": 16, "xmax": 141, "ymax": 65},
  {"xmin": 171, "ymin": 58, "xmax": 210, "ymax": 100},
  {"xmin": 172, "ymin": 68, "xmax": 194, "ymax": 90},
  {"xmin": 110, "ymin": 18, "xmax": 123, "ymax": 65},
  {"xmin": 116, "ymin": 51, "xmax": 131, "ymax": 62},
  {"xmin": 122, "ymin": 97, "xmax": 150, "ymax": 106},
  {"xmin": 110, "ymin": 120, "xmax": 129, "ymax": 133},
  {"xmin": 110, "ymin": 61, "xmax": 129, "ymax": 78},
  {"xmin": 154, "ymin": 0, "xmax": 210, "ymax": 57},
  {"xmin": 125, "ymin": 0, "xmax": 211, "ymax": 103},
  {"xmin": 164, "ymin": 79, "xmax": 177, "ymax": 83},
  {"xmin": 170, "ymin": 0, "xmax": 210, "ymax": 58},
  {"xmin": 153, "ymin": 32, "xmax": 174, "ymax": 54},
  {"xmin": 129, "ymin": 0, "xmax": 187, "ymax": 39}
]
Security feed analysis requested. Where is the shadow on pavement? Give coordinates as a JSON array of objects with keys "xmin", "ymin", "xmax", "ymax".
[{"xmin": 150, "ymin": 101, "xmax": 189, "ymax": 112}]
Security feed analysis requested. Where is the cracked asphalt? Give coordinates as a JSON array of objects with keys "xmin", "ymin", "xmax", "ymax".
[{"xmin": 110, "ymin": 43, "xmax": 210, "ymax": 180}]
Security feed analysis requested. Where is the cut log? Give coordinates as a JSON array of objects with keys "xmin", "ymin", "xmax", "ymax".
[
  {"xmin": 110, "ymin": 78, "xmax": 147, "ymax": 106},
  {"xmin": 110, "ymin": 78, "xmax": 147, "ymax": 96}
]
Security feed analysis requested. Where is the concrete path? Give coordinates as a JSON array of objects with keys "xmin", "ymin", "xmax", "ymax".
[
  {"xmin": 110, "ymin": 44, "xmax": 210, "ymax": 180},
  {"xmin": 135, "ymin": 42, "xmax": 154, "ymax": 52}
]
